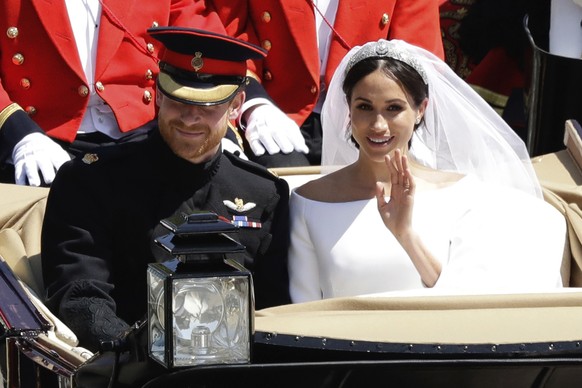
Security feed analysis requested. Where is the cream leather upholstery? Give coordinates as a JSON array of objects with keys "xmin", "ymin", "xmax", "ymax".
[
  {"xmin": 270, "ymin": 166, "xmax": 322, "ymax": 192},
  {"xmin": 0, "ymin": 119, "xmax": 580, "ymax": 376},
  {"xmin": 0, "ymin": 183, "xmax": 93, "ymax": 365}
]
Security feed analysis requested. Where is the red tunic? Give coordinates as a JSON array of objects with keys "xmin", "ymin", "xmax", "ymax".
[
  {"xmin": 212, "ymin": 0, "xmax": 444, "ymax": 126},
  {"xmin": 0, "ymin": 0, "xmax": 221, "ymax": 142}
]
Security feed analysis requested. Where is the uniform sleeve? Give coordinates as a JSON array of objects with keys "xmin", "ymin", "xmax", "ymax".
[
  {"xmin": 389, "ymin": 0, "xmax": 445, "ymax": 60},
  {"xmin": 436, "ymin": 188, "xmax": 566, "ymax": 291},
  {"xmin": 251, "ymin": 178, "xmax": 292, "ymax": 309},
  {"xmin": 288, "ymin": 191, "xmax": 323, "ymax": 303},
  {"xmin": 0, "ymin": 106, "xmax": 44, "ymax": 164},
  {"xmin": 41, "ymin": 162, "xmax": 129, "ymax": 351}
]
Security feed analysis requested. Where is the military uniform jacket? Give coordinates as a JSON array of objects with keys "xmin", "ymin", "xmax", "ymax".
[
  {"xmin": 212, "ymin": 0, "xmax": 445, "ymax": 126},
  {"xmin": 41, "ymin": 130, "xmax": 291, "ymax": 350},
  {"xmin": 0, "ymin": 0, "xmax": 219, "ymax": 144}
]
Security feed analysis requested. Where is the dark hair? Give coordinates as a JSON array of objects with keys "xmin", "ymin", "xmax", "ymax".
[
  {"xmin": 342, "ymin": 56, "xmax": 429, "ymax": 147},
  {"xmin": 343, "ymin": 56, "xmax": 428, "ymax": 108}
]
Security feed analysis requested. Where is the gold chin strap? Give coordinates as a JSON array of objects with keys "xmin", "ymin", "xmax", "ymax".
[
  {"xmin": 228, "ymin": 121, "xmax": 245, "ymax": 151},
  {"xmin": 0, "ymin": 103, "xmax": 24, "ymax": 129},
  {"xmin": 246, "ymin": 69, "xmax": 261, "ymax": 83}
]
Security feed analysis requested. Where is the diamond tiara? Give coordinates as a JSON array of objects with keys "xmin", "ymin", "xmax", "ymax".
[{"xmin": 345, "ymin": 40, "xmax": 428, "ymax": 84}]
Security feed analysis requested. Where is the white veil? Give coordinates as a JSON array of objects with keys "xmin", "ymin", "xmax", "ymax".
[{"xmin": 321, "ymin": 39, "xmax": 542, "ymax": 199}]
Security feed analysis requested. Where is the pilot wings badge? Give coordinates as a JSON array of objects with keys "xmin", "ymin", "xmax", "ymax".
[
  {"xmin": 223, "ymin": 197, "xmax": 256, "ymax": 212},
  {"xmin": 223, "ymin": 198, "xmax": 261, "ymax": 228}
]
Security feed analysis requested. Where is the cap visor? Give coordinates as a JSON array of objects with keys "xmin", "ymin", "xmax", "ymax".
[{"xmin": 158, "ymin": 72, "xmax": 241, "ymax": 105}]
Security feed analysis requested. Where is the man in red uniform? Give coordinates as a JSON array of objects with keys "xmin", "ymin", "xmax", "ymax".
[
  {"xmin": 212, "ymin": 0, "xmax": 445, "ymax": 166},
  {"xmin": 0, "ymin": 0, "xmax": 226, "ymax": 186}
]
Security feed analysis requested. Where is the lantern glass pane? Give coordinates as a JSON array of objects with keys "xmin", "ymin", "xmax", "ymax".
[
  {"xmin": 147, "ymin": 268, "xmax": 166, "ymax": 365},
  {"xmin": 172, "ymin": 275, "xmax": 250, "ymax": 367}
]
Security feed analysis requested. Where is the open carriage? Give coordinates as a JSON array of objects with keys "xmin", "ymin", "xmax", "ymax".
[{"xmin": 2, "ymin": 121, "xmax": 582, "ymax": 388}]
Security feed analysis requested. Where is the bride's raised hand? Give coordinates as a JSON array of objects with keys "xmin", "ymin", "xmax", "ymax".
[{"xmin": 375, "ymin": 149, "xmax": 415, "ymax": 238}]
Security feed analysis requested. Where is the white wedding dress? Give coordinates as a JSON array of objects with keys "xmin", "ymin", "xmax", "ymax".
[{"xmin": 289, "ymin": 175, "xmax": 566, "ymax": 303}]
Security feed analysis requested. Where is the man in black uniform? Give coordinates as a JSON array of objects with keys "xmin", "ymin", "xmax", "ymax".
[{"xmin": 41, "ymin": 25, "xmax": 291, "ymax": 353}]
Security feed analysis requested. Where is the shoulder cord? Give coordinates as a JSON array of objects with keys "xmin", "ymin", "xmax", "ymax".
[{"xmin": 306, "ymin": 0, "xmax": 352, "ymax": 51}]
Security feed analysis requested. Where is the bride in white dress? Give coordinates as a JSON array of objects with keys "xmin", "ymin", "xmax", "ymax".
[{"xmin": 288, "ymin": 39, "xmax": 566, "ymax": 303}]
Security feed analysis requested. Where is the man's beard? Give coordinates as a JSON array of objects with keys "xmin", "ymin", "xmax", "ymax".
[{"xmin": 160, "ymin": 119, "xmax": 223, "ymax": 162}]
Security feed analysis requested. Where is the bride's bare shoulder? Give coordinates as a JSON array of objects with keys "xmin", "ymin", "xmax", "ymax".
[{"xmin": 295, "ymin": 169, "xmax": 350, "ymax": 202}]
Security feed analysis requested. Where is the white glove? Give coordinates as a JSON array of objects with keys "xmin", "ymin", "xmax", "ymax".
[
  {"xmin": 244, "ymin": 104, "xmax": 309, "ymax": 156},
  {"xmin": 12, "ymin": 132, "xmax": 71, "ymax": 186}
]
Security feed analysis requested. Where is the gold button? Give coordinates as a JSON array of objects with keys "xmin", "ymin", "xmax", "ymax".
[
  {"xmin": 7, "ymin": 27, "xmax": 18, "ymax": 39},
  {"xmin": 381, "ymin": 13, "xmax": 390, "ymax": 26},
  {"xmin": 12, "ymin": 53, "xmax": 24, "ymax": 65},
  {"xmin": 151, "ymin": 21, "xmax": 159, "ymax": 28},
  {"xmin": 25, "ymin": 106, "xmax": 36, "ymax": 116},
  {"xmin": 261, "ymin": 11, "xmax": 271, "ymax": 23},
  {"xmin": 310, "ymin": 85, "xmax": 317, "ymax": 94},
  {"xmin": 263, "ymin": 70, "xmax": 273, "ymax": 81},
  {"xmin": 262, "ymin": 39, "xmax": 272, "ymax": 51},
  {"xmin": 146, "ymin": 43, "xmax": 154, "ymax": 53},
  {"xmin": 145, "ymin": 69, "xmax": 153, "ymax": 80},
  {"xmin": 95, "ymin": 81, "xmax": 105, "ymax": 92},
  {"xmin": 143, "ymin": 90, "xmax": 152, "ymax": 103},
  {"xmin": 78, "ymin": 85, "xmax": 89, "ymax": 97},
  {"xmin": 20, "ymin": 78, "xmax": 30, "ymax": 89}
]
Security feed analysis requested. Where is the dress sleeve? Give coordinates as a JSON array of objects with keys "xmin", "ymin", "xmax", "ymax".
[
  {"xmin": 436, "ymin": 186, "xmax": 566, "ymax": 291},
  {"xmin": 288, "ymin": 191, "xmax": 323, "ymax": 303}
]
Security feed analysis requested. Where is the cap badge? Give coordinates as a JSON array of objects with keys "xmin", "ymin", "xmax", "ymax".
[
  {"xmin": 191, "ymin": 52, "xmax": 204, "ymax": 72},
  {"xmin": 223, "ymin": 197, "xmax": 256, "ymax": 212},
  {"xmin": 82, "ymin": 153, "xmax": 99, "ymax": 164}
]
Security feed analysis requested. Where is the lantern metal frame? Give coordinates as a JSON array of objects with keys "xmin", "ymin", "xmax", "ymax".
[{"xmin": 147, "ymin": 212, "xmax": 254, "ymax": 369}]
